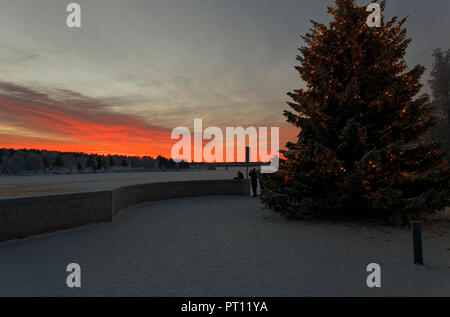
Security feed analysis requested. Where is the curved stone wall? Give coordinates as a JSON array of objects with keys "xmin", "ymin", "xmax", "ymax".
[{"xmin": 0, "ymin": 179, "xmax": 250, "ymax": 243}]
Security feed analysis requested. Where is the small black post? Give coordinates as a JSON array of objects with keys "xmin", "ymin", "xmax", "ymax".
[
  {"xmin": 245, "ymin": 146, "xmax": 250, "ymax": 179},
  {"xmin": 412, "ymin": 221, "xmax": 424, "ymax": 265}
]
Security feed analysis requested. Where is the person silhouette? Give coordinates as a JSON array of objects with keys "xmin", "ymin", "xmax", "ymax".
[
  {"xmin": 234, "ymin": 171, "xmax": 244, "ymax": 180},
  {"xmin": 249, "ymin": 168, "xmax": 258, "ymax": 197}
]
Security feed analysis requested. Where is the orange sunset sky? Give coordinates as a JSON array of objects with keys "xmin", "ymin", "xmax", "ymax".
[{"xmin": 0, "ymin": 0, "xmax": 447, "ymax": 158}]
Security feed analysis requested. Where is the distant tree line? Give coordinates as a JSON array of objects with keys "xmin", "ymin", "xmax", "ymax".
[{"xmin": 0, "ymin": 148, "xmax": 189, "ymax": 175}]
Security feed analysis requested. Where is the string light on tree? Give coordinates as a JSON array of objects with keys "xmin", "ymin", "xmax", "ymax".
[{"xmin": 260, "ymin": 0, "xmax": 450, "ymax": 223}]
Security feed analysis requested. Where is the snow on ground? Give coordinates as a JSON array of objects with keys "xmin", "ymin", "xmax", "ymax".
[
  {"xmin": 0, "ymin": 168, "xmax": 247, "ymax": 199},
  {"xmin": 1, "ymin": 196, "xmax": 449, "ymax": 297}
]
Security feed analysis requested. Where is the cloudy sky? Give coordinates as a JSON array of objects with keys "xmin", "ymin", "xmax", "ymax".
[{"xmin": 0, "ymin": 0, "xmax": 449, "ymax": 157}]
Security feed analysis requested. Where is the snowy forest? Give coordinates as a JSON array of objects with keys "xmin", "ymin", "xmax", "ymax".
[
  {"xmin": 428, "ymin": 48, "xmax": 450, "ymax": 159},
  {"xmin": 0, "ymin": 149, "xmax": 188, "ymax": 175}
]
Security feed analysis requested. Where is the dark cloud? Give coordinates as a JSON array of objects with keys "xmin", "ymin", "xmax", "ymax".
[
  {"xmin": 0, "ymin": 82, "xmax": 49, "ymax": 101},
  {"xmin": 0, "ymin": 81, "xmax": 173, "ymax": 157},
  {"xmin": 0, "ymin": 81, "xmax": 168, "ymax": 131}
]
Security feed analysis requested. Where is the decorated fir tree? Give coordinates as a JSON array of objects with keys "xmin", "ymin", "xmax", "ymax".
[{"xmin": 261, "ymin": 0, "xmax": 450, "ymax": 223}]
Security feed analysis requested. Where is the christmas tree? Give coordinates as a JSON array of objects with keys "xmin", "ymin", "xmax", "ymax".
[{"xmin": 261, "ymin": 0, "xmax": 450, "ymax": 223}]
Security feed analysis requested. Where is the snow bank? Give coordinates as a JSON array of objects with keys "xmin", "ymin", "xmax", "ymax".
[{"xmin": 1, "ymin": 196, "xmax": 449, "ymax": 296}]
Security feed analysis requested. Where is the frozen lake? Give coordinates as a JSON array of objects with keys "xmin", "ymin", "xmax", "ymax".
[
  {"xmin": 1, "ymin": 196, "xmax": 449, "ymax": 296},
  {"xmin": 0, "ymin": 168, "xmax": 247, "ymax": 199}
]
